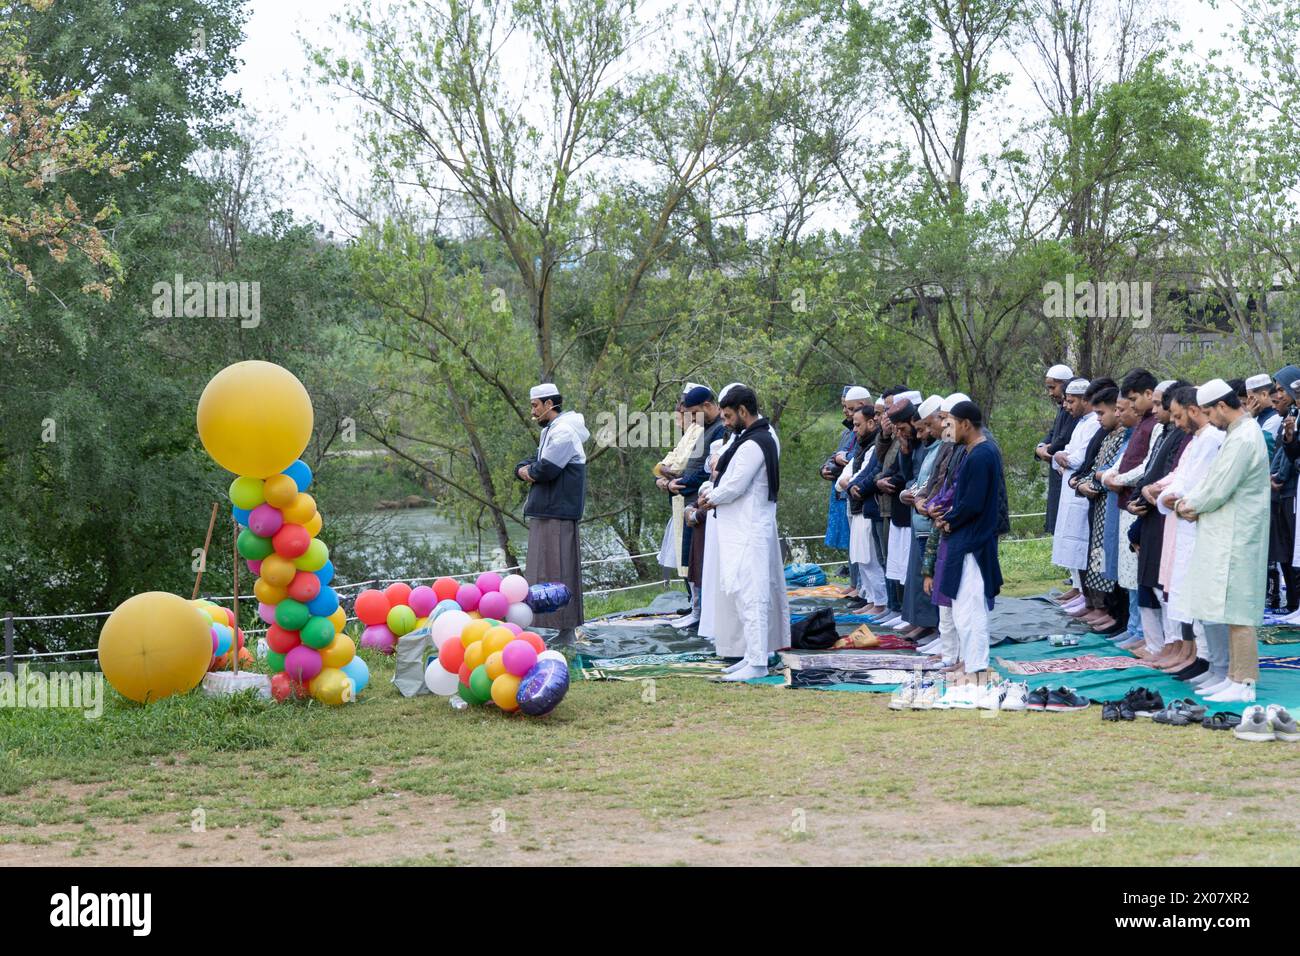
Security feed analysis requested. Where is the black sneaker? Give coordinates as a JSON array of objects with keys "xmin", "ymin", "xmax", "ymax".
[
  {"xmin": 1045, "ymin": 687, "xmax": 1091, "ymax": 712},
  {"xmin": 1025, "ymin": 686, "xmax": 1051, "ymax": 711},
  {"xmin": 1122, "ymin": 687, "xmax": 1163, "ymax": 717},
  {"xmin": 1118, "ymin": 698, "xmax": 1136, "ymax": 721},
  {"xmin": 1101, "ymin": 700, "xmax": 1121, "ymax": 721}
]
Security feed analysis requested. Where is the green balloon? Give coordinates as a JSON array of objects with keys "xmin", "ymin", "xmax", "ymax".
[
  {"xmin": 275, "ymin": 599, "xmax": 311, "ymax": 631},
  {"xmin": 266, "ymin": 650, "xmax": 286, "ymax": 672},
  {"xmin": 237, "ymin": 529, "xmax": 275, "ymax": 560},
  {"xmin": 469, "ymin": 664, "xmax": 492, "ymax": 703},
  {"xmin": 300, "ymin": 615, "xmax": 335, "ymax": 649},
  {"xmin": 293, "ymin": 538, "xmax": 329, "ymax": 571},
  {"xmin": 459, "ymin": 681, "xmax": 485, "ymax": 705}
]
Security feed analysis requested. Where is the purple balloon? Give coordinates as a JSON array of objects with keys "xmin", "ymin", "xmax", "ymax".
[
  {"xmin": 516, "ymin": 659, "xmax": 569, "ymax": 717},
  {"xmin": 361, "ymin": 623, "xmax": 397, "ymax": 655},
  {"xmin": 247, "ymin": 558, "xmax": 263, "ymax": 576},
  {"xmin": 478, "ymin": 590, "xmax": 509, "ymax": 621},
  {"xmin": 409, "ymin": 585, "xmax": 437, "ymax": 618},
  {"xmin": 284, "ymin": 645, "xmax": 323, "ymax": 683},
  {"xmin": 249, "ymin": 503, "xmax": 284, "ymax": 538},
  {"xmin": 257, "ymin": 601, "xmax": 277, "ymax": 625},
  {"xmin": 476, "ymin": 572, "xmax": 502, "ymax": 594},
  {"xmin": 456, "ymin": 583, "xmax": 482, "ymax": 612},
  {"xmin": 502, "ymin": 622, "xmax": 522, "ymax": 636}
]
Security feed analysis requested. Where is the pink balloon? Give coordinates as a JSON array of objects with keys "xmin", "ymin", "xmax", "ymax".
[
  {"xmin": 247, "ymin": 558, "xmax": 263, "ymax": 576},
  {"xmin": 257, "ymin": 601, "xmax": 277, "ymax": 625},
  {"xmin": 476, "ymin": 572, "xmax": 502, "ymax": 593},
  {"xmin": 409, "ymin": 585, "xmax": 437, "ymax": 618},
  {"xmin": 361, "ymin": 623, "xmax": 397, "ymax": 655},
  {"xmin": 502, "ymin": 622, "xmax": 523, "ymax": 635},
  {"xmin": 284, "ymin": 645, "xmax": 323, "ymax": 683},
  {"xmin": 249, "ymin": 503, "xmax": 284, "ymax": 538},
  {"xmin": 502, "ymin": 639, "xmax": 538, "ymax": 678},
  {"xmin": 456, "ymin": 583, "xmax": 482, "ymax": 612},
  {"xmin": 499, "ymin": 573, "xmax": 530, "ymax": 604},
  {"xmin": 478, "ymin": 590, "xmax": 509, "ymax": 621}
]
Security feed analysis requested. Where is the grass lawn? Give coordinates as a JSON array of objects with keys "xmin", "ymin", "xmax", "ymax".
[{"xmin": 2, "ymin": 537, "xmax": 1297, "ymax": 866}]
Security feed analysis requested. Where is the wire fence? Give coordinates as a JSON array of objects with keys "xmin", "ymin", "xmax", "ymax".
[{"xmin": 2, "ymin": 514, "xmax": 1056, "ymax": 670}]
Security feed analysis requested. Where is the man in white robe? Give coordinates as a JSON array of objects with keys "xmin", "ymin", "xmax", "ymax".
[
  {"xmin": 697, "ymin": 385, "xmax": 790, "ymax": 681},
  {"xmin": 1050, "ymin": 378, "xmax": 1100, "ymax": 601},
  {"xmin": 697, "ymin": 384, "xmax": 744, "ymax": 650}
]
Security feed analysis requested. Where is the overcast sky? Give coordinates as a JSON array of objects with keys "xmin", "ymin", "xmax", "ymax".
[{"xmin": 229, "ymin": 0, "xmax": 1241, "ymax": 233}]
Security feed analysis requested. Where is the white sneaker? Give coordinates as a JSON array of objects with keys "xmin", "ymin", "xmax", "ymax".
[
  {"xmin": 1266, "ymin": 704, "xmax": 1300, "ymax": 741},
  {"xmin": 933, "ymin": 684, "xmax": 962, "ymax": 710},
  {"xmin": 888, "ymin": 682, "xmax": 916, "ymax": 710},
  {"xmin": 1000, "ymin": 682, "xmax": 1029, "ymax": 711},
  {"xmin": 976, "ymin": 682, "xmax": 1006, "ymax": 710},
  {"xmin": 670, "ymin": 609, "xmax": 701, "ymax": 629},
  {"xmin": 912, "ymin": 682, "xmax": 940, "ymax": 710},
  {"xmin": 1205, "ymin": 679, "xmax": 1256, "ymax": 703},
  {"xmin": 949, "ymin": 683, "xmax": 980, "ymax": 709},
  {"xmin": 916, "ymin": 640, "xmax": 942, "ymax": 655}
]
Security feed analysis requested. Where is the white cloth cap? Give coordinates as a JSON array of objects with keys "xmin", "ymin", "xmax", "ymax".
[
  {"xmin": 1246, "ymin": 373, "xmax": 1272, "ymax": 391},
  {"xmin": 718, "ymin": 381, "xmax": 746, "ymax": 403},
  {"xmin": 530, "ymin": 383, "xmax": 560, "ymax": 400},
  {"xmin": 1065, "ymin": 378, "xmax": 1089, "ymax": 395},
  {"xmin": 844, "ymin": 386, "xmax": 872, "ymax": 402},
  {"xmin": 940, "ymin": 392, "xmax": 971, "ymax": 413},
  {"xmin": 901, "ymin": 390, "xmax": 923, "ymax": 405},
  {"xmin": 1154, "ymin": 380, "xmax": 1175, "ymax": 393},
  {"xmin": 917, "ymin": 395, "xmax": 943, "ymax": 419},
  {"xmin": 1047, "ymin": 364, "xmax": 1073, "ymax": 380},
  {"xmin": 1196, "ymin": 378, "xmax": 1233, "ymax": 406},
  {"xmin": 874, "ymin": 396, "xmax": 886, "ymax": 408}
]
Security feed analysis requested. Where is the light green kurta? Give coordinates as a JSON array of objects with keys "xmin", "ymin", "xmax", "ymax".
[{"xmin": 1180, "ymin": 413, "xmax": 1271, "ymax": 626}]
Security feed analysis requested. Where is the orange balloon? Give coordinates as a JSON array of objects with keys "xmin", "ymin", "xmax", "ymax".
[
  {"xmin": 263, "ymin": 473, "xmax": 298, "ymax": 508},
  {"xmin": 253, "ymin": 576, "xmax": 288, "ymax": 605},
  {"xmin": 319, "ymin": 633, "xmax": 356, "ymax": 669},
  {"xmin": 303, "ymin": 512, "xmax": 323, "ymax": 537},
  {"xmin": 486, "ymin": 650, "xmax": 506, "ymax": 680},
  {"xmin": 520, "ymin": 631, "xmax": 546, "ymax": 654},
  {"xmin": 260, "ymin": 553, "xmax": 297, "ymax": 588},
  {"xmin": 282, "ymin": 492, "xmax": 317, "ymax": 526},
  {"xmin": 484, "ymin": 626, "xmax": 514, "ymax": 656},
  {"xmin": 464, "ymin": 641, "xmax": 487, "ymax": 671},
  {"xmin": 491, "ymin": 673, "xmax": 521, "ymax": 711}
]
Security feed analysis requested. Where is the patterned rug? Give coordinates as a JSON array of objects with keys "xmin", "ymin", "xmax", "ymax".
[
  {"xmin": 786, "ymin": 667, "xmax": 914, "ymax": 688},
  {"xmin": 996, "ymin": 654, "xmax": 1156, "ymax": 676},
  {"xmin": 779, "ymin": 649, "xmax": 939, "ymax": 671},
  {"xmin": 1260, "ymin": 655, "xmax": 1300, "ymax": 671}
]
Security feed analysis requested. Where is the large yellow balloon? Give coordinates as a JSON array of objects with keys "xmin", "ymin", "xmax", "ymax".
[
  {"xmin": 197, "ymin": 361, "xmax": 313, "ymax": 478},
  {"xmin": 98, "ymin": 592, "xmax": 213, "ymax": 704}
]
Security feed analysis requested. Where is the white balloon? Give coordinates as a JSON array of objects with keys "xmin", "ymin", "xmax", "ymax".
[
  {"xmin": 424, "ymin": 660, "xmax": 460, "ymax": 696},
  {"xmin": 505, "ymin": 601, "xmax": 533, "ymax": 628},
  {"xmin": 537, "ymin": 649, "xmax": 568, "ymax": 666},
  {"xmin": 432, "ymin": 609, "xmax": 471, "ymax": 648},
  {"xmin": 500, "ymin": 573, "xmax": 530, "ymax": 604}
]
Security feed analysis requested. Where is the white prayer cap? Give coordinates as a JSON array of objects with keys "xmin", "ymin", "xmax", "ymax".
[
  {"xmin": 844, "ymin": 386, "xmax": 872, "ymax": 402},
  {"xmin": 529, "ymin": 383, "xmax": 560, "ymax": 400},
  {"xmin": 1065, "ymin": 378, "xmax": 1089, "ymax": 395},
  {"xmin": 917, "ymin": 394, "xmax": 943, "ymax": 419},
  {"xmin": 718, "ymin": 381, "xmax": 746, "ymax": 403},
  {"xmin": 1047, "ymin": 364, "xmax": 1074, "ymax": 381},
  {"xmin": 1246, "ymin": 373, "xmax": 1272, "ymax": 391},
  {"xmin": 940, "ymin": 392, "xmax": 971, "ymax": 413},
  {"xmin": 1154, "ymin": 379, "xmax": 1175, "ymax": 394},
  {"xmin": 874, "ymin": 396, "xmax": 886, "ymax": 408},
  {"xmin": 1196, "ymin": 378, "xmax": 1233, "ymax": 406},
  {"xmin": 901, "ymin": 389, "xmax": 923, "ymax": 405}
]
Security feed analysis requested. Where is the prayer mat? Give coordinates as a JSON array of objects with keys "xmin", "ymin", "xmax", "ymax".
[
  {"xmin": 786, "ymin": 584, "xmax": 853, "ymax": 598},
  {"xmin": 572, "ymin": 652, "xmax": 727, "ymax": 681},
  {"xmin": 743, "ymin": 674, "xmax": 890, "ymax": 693},
  {"xmin": 996, "ymin": 654, "xmax": 1155, "ymax": 676},
  {"xmin": 1261, "ymin": 627, "xmax": 1300, "ymax": 644},
  {"xmin": 785, "ymin": 666, "xmax": 913, "ymax": 688},
  {"xmin": 1260, "ymin": 655, "xmax": 1300, "ymax": 671},
  {"xmin": 831, "ymin": 624, "xmax": 914, "ymax": 650},
  {"xmin": 779, "ymin": 649, "xmax": 938, "ymax": 671}
]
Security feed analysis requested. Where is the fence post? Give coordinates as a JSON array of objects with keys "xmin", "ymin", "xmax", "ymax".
[{"xmin": 4, "ymin": 612, "xmax": 13, "ymax": 676}]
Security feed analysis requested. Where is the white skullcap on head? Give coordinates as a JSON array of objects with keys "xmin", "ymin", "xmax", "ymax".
[
  {"xmin": 530, "ymin": 383, "xmax": 560, "ymax": 400},
  {"xmin": 1246, "ymin": 373, "xmax": 1272, "ymax": 391},
  {"xmin": 844, "ymin": 386, "xmax": 872, "ymax": 402},
  {"xmin": 1196, "ymin": 378, "xmax": 1233, "ymax": 406},
  {"xmin": 874, "ymin": 396, "xmax": 886, "ymax": 408},
  {"xmin": 1154, "ymin": 379, "xmax": 1175, "ymax": 393},
  {"xmin": 917, "ymin": 395, "xmax": 943, "ymax": 419},
  {"xmin": 940, "ymin": 392, "xmax": 971, "ymax": 413},
  {"xmin": 1065, "ymin": 378, "xmax": 1089, "ymax": 395},
  {"xmin": 718, "ymin": 381, "xmax": 746, "ymax": 403},
  {"xmin": 901, "ymin": 390, "xmax": 923, "ymax": 405},
  {"xmin": 1047, "ymin": 364, "xmax": 1074, "ymax": 380}
]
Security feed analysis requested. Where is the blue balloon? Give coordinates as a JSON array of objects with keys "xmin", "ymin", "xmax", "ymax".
[
  {"xmin": 316, "ymin": 560, "xmax": 335, "ymax": 586},
  {"xmin": 341, "ymin": 656, "xmax": 370, "ymax": 694},
  {"xmin": 282, "ymin": 459, "xmax": 313, "ymax": 492},
  {"xmin": 232, "ymin": 505, "xmax": 252, "ymax": 527},
  {"xmin": 515, "ymin": 659, "xmax": 569, "ymax": 716},
  {"xmin": 212, "ymin": 623, "xmax": 233, "ymax": 658},
  {"xmin": 307, "ymin": 586, "xmax": 339, "ymax": 617},
  {"xmin": 432, "ymin": 599, "xmax": 461, "ymax": 620},
  {"xmin": 527, "ymin": 582, "xmax": 571, "ymax": 614}
]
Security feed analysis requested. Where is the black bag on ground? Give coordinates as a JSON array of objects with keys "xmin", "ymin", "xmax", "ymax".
[{"xmin": 790, "ymin": 607, "xmax": 839, "ymax": 649}]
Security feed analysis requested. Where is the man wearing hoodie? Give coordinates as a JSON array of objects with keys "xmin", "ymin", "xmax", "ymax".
[{"xmin": 516, "ymin": 383, "xmax": 590, "ymax": 642}]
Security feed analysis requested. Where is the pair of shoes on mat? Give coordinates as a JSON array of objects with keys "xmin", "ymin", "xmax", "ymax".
[
  {"xmin": 1025, "ymin": 686, "xmax": 1091, "ymax": 712},
  {"xmin": 1110, "ymin": 687, "xmax": 1163, "ymax": 718},
  {"xmin": 1233, "ymin": 704, "xmax": 1300, "ymax": 742}
]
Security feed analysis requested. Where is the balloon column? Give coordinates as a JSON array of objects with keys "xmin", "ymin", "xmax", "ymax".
[
  {"xmin": 417, "ymin": 572, "xmax": 569, "ymax": 716},
  {"xmin": 197, "ymin": 360, "xmax": 368, "ymax": 706}
]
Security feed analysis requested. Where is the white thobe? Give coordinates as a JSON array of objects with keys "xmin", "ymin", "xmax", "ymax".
[
  {"xmin": 1051, "ymin": 412, "xmax": 1101, "ymax": 570},
  {"xmin": 705, "ymin": 430, "xmax": 791, "ymax": 665},
  {"xmin": 1157, "ymin": 425, "xmax": 1224, "ymax": 623},
  {"xmin": 838, "ymin": 448, "xmax": 887, "ymax": 604},
  {"xmin": 699, "ymin": 437, "xmax": 743, "ymax": 651}
]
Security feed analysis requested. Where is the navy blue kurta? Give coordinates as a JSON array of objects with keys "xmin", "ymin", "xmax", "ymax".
[{"xmin": 937, "ymin": 441, "xmax": 1005, "ymax": 602}]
